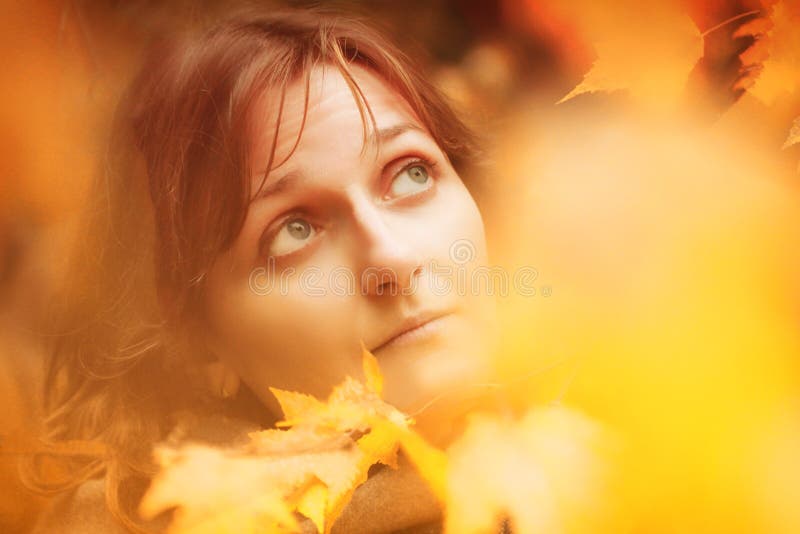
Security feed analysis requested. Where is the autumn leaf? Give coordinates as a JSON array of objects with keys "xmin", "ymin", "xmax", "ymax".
[
  {"xmin": 268, "ymin": 376, "xmax": 403, "ymax": 436},
  {"xmin": 269, "ymin": 346, "xmax": 400, "ymax": 434},
  {"xmin": 733, "ymin": 15, "xmax": 772, "ymax": 92},
  {"xmin": 443, "ymin": 406, "xmax": 620, "ymax": 534},
  {"xmin": 268, "ymin": 390, "xmax": 326, "ymax": 429},
  {"xmin": 554, "ymin": 0, "xmax": 703, "ymax": 107},
  {"xmin": 138, "ymin": 444, "xmax": 356, "ymax": 534},
  {"xmin": 782, "ymin": 116, "xmax": 800, "ymax": 149},
  {"xmin": 735, "ymin": 0, "xmax": 800, "ymax": 104}
]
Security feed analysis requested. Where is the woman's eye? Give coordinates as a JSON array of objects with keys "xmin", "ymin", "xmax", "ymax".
[
  {"xmin": 267, "ymin": 217, "xmax": 316, "ymax": 257},
  {"xmin": 388, "ymin": 163, "xmax": 432, "ymax": 198}
]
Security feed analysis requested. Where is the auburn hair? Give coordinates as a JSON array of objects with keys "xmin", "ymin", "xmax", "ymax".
[{"xmin": 25, "ymin": 7, "xmax": 479, "ymax": 532}]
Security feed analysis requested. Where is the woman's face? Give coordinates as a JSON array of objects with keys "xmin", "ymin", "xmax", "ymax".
[{"xmin": 203, "ymin": 64, "xmax": 494, "ymax": 423}]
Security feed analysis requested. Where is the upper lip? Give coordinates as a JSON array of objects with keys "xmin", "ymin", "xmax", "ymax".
[{"xmin": 370, "ymin": 309, "xmax": 452, "ymax": 354}]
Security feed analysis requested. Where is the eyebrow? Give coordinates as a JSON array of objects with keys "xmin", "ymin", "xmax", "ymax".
[
  {"xmin": 368, "ymin": 122, "xmax": 426, "ymax": 146},
  {"xmin": 251, "ymin": 122, "xmax": 427, "ymax": 203},
  {"xmin": 251, "ymin": 170, "xmax": 305, "ymax": 202}
]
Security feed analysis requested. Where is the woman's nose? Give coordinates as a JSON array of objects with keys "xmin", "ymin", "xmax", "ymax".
[{"xmin": 350, "ymin": 195, "xmax": 423, "ymax": 296}]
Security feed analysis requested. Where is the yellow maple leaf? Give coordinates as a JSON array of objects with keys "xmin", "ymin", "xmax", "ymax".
[
  {"xmin": 141, "ymin": 437, "xmax": 367, "ymax": 534},
  {"xmin": 735, "ymin": 0, "xmax": 800, "ymax": 105},
  {"xmin": 139, "ymin": 445, "xmax": 306, "ymax": 533},
  {"xmin": 268, "ymin": 389, "xmax": 327, "ymax": 428},
  {"xmin": 555, "ymin": 0, "xmax": 703, "ymax": 107},
  {"xmin": 443, "ymin": 406, "xmax": 620, "ymax": 534},
  {"xmin": 269, "ymin": 350, "xmax": 405, "ymax": 434}
]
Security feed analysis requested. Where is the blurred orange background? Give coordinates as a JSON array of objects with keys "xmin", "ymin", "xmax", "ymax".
[{"xmin": 2, "ymin": 1, "xmax": 799, "ymax": 532}]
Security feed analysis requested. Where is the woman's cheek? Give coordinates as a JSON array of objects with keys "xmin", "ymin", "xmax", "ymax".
[
  {"xmin": 433, "ymin": 179, "xmax": 487, "ymax": 265},
  {"xmin": 229, "ymin": 290, "xmax": 361, "ymax": 395}
]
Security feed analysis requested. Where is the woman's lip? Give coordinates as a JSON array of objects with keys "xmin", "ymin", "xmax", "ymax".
[{"xmin": 372, "ymin": 313, "xmax": 453, "ymax": 354}]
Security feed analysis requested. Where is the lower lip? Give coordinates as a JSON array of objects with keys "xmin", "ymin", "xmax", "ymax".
[{"xmin": 375, "ymin": 314, "xmax": 452, "ymax": 353}]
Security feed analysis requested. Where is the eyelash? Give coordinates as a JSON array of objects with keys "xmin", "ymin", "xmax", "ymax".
[
  {"xmin": 389, "ymin": 157, "xmax": 438, "ymax": 190},
  {"xmin": 259, "ymin": 155, "xmax": 440, "ymax": 261}
]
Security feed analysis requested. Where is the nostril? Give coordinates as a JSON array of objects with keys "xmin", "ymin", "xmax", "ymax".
[
  {"xmin": 376, "ymin": 279, "xmax": 395, "ymax": 296},
  {"xmin": 362, "ymin": 266, "xmax": 399, "ymax": 296}
]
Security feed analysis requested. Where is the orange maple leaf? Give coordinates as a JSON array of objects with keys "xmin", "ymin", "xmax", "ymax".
[
  {"xmin": 139, "ymin": 444, "xmax": 357, "ymax": 533},
  {"xmin": 735, "ymin": 0, "xmax": 800, "ymax": 104},
  {"xmin": 554, "ymin": 0, "xmax": 703, "ymax": 107}
]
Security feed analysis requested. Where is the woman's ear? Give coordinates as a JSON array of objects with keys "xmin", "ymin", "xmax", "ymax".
[{"xmin": 203, "ymin": 360, "xmax": 241, "ymax": 399}]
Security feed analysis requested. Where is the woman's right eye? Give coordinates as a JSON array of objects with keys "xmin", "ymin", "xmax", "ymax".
[{"xmin": 266, "ymin": 217, "xmax": 317, "ymax": 257}]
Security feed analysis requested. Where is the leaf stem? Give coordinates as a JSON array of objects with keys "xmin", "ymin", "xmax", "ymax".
[
  {"xmin": 406, "ymin": 355, "xmax": 578, "ymax": 419},
  {"xmin": 701, "ymin": 9, "xmax": 762, "ymax": 38}
]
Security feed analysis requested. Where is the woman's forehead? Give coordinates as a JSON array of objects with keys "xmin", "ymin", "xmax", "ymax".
[{"xmin": 248, "ymin": 63, "xmax": 425, "ymax": 174}]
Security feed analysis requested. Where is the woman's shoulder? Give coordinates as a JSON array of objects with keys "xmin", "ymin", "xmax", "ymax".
[{"xmin": 32, "ymin": 479, "xmax": 128, "ymax": 534}]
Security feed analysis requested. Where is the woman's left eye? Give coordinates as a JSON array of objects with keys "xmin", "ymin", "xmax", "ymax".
[{"xmin": 387, "ymin": 162, "xmax": 433, "ymax": 198}]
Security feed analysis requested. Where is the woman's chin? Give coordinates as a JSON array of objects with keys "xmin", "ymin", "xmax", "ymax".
[{"xmin": 379, "ymin": 329, "xmax": 495, "ymax": 446}]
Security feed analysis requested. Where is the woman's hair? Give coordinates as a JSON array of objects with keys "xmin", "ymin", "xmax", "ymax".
[{"xmin": 25, "ymin": 7, "xmax": 479, "ymax": 531}]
